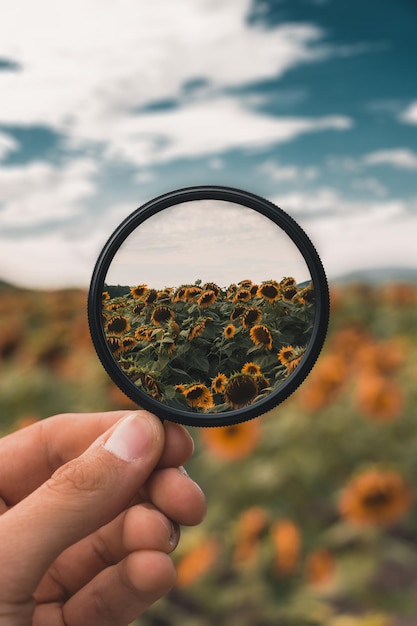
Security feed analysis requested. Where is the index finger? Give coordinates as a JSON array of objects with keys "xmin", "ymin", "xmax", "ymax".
[{"xmin": 0, "ymin": 411, "xmax": 194, "ymax": 506}]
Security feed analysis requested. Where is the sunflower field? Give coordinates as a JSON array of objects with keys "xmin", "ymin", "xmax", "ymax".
[
  {"xmin": 102, "ymin": 277, "xmax": 314, "ymax": 413},
  {"xmin": 1, "ymin": 279, "xmax": 417, "ymax": 626}
]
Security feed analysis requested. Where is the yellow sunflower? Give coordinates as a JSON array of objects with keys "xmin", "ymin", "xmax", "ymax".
[
  {"xmin": 271, "ymin": 519, "xmax": 301, "ymax": 576},
  {"xmin": 278, "ymin": 345, "xmax": 295, "ymax": 366},
  {"xmin": 241, "ymin": 362, "xmax": 262, "ymax": 377},
  {"xmin": 130, "ymin": 284, "xmax": 148, "ymax": 299},
  {"xmin": 224, "ymin": 323, "xmax": 236, "ymax": 339},
  {"xmin": 102, "ymin": 291, "xmax": 110, "ymax": 301},
  {"xmin": 107, "ymin": 336, "xmax": 123, "ymax": 357},
  {"xmin": 186, "ymin": 286, "xmax": 203, "ymax": 301},
  {"xmin": 202, "ymin": 282, "xmax": 221, "ymax": 296},
  {"xmin": 189, "ymin": 321, "xmax": 206, "ymax": 341},
  {"xmin": 339, "ymin": 469, "xmax": 412, "ymax": 526},
  {"xmin": 197, "ymin": 290, "xmax": 217, "ymax": 308},
  {"xmin": 176, "ymin": 539, "xmax": 220, "ymax": 588},
  {"xmin": 230, "ymin": 305, "xmax": 246, "ymax": 321},
  {"xmin": 242, "ymin": 307, "xmax": 262, "ymax": 328},
  {"xmin": 212, "ymin": 373, "xmax": 228, "ymax": 393},
  {"xmin": 233, "ymin": 289, "xmax": 252, "ymax": 302},
  {"xmin": 151, "ymin": 305, "xmax": 174, "ymax": 325},
  {"xmin": 121, "ymin": 337, "xmax": 138, "ymax": 352},
  {"xmin": 257, "ymin": 282, "xmax": 280, "ymax": 302},
  {"xmin": 200, "ymin": 419, "xmax": 261, "ymax": 460},
  {"xmin": 144, "ymin": 289, "xmax": 158, "ymax": 304},
  {"xmin": 224, "ymin": 373, "xmax": 258, "ymax": 409},
  {"xmin": 173, "ymin": 286, "xmax": 188, "ymax": 302},
  {"xmin": 249, "ymin": 324, "xmax": 273, "ymax": 350},
  {"xmin": 183, "ymin": 384, "xmax": 214, "ymax": 410},
  {"xmin": 106, "ymin": 315, "xmax": 130, "ymax": 335}
]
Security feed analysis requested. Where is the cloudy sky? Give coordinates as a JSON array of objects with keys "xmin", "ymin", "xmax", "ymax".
[{"xmin": 0, "ymin": 0, "xmax": 416, "ymax": 288}]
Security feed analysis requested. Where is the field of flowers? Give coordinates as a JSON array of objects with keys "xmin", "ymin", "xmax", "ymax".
[
  {"xmin": 0, "ymin": 279, "xmax": 417, "ymax": 626},
  {"xmin": 101, "ymin": 278, "xmax": 314, "ymax": 413}
]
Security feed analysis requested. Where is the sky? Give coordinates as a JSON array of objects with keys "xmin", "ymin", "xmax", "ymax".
[
  {"xmin": 0, "ymin": 0, "xmax": 416, "ymax": 288},
  {"xmin": 106, "ymin": 200, "xmax": 311, "ymax": 288}
]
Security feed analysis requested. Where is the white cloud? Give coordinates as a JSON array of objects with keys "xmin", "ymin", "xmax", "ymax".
[
  {"xmin": 98, "ymin": 98, "xmax": 352, "ymax": 165},
  {"xmin": 351, "ymin": 177, "xmax": 388, "ymax": 197},
  {"xmin": 0, "ymin": 159, "xmax": 97, "ymax": 227},
  {"xmin": 0, "ymin": 132, "xmax": 18, "ymax": 160},
  {"xmin": 0, "ymin": 0, "xmax": 350, "ymax": 167},
  {"xmin": 399, "ymin": 101, "xmax": 417, "ymax": 125},
  {"xmin": 273, "ymin": 188, "xmax": 417, "ymax": 279},
  {"xmin": 259, "ymin": 160, "xmax": 319, "ymax": 182},
  {"xmin": 363, "ymin": 148, "xmax": 417, "ymax": 171}
]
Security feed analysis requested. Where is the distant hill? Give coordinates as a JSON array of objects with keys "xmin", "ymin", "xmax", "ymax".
[{"xmin": 331, "ymin": 267, "xmax": 417, "ymax": 284}]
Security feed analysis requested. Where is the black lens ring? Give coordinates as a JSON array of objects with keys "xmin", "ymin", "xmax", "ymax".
[{"xmin": 88, "ymin": 185, "xmax": 330, "ymax": 427}]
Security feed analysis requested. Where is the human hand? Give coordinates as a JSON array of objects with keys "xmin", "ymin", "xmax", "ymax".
[{"xmin": 0, "ymin": 410, "xmax": 206, "ymax": 625}]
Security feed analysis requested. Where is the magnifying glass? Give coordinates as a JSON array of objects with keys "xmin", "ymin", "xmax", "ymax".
[{"xmin": 88, "ymin": 186, "xmax": 329, "ymax": 427}]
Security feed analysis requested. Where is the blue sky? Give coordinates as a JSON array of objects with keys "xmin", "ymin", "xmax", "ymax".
[{"xmin": 0, "ymin": 0, "xmax": 416, "ymax": 288}]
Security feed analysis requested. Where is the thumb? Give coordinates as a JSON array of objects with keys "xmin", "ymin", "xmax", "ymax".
[{"xmin": 0, "ymin": 411, "xmax": 165, "ymax": 602}]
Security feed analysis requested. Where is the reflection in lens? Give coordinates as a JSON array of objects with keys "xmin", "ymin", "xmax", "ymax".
[{"xmin": 102, "ymin": 277, "xmax": 315, "ymax": 414}]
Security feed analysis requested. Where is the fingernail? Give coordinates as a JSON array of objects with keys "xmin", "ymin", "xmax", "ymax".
[
  {"xmin": 178, "ymin": 465, "xmax": 189, "ymax": 477},
  {"xmin": 104, "ymin": 413, "xmax": 155, "ymax": 461},
  {"xmin": 169, "ymin": 521, "xmax": 180, "ymax": 550}
]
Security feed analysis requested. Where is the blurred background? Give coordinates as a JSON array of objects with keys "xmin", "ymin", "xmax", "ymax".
[{"xmin": 0, "ymin": 1, "xmax": 416, "ymax": 624}]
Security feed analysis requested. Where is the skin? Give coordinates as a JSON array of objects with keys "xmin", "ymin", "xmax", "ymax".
[{"xmin": 0, "ymin": 410, "xmax": 206, "ymax": 626}]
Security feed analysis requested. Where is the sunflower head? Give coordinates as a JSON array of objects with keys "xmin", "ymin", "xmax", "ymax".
[
  {"xmin": 224, "ymin": 323, "xmax": 236, "ymax": 339},
  {"xmin": 186, "ymin": 286, "xmax": 203, "ymax": 301},
  {"xmin": 282, "ymin": 287, "xmax": 298, "ymax": 301},
  {"xmin": 224, "ymin": 373, "xmax": 258, "ymax": 409},
  {"xmin": 183, "ymin": 384, "xmax": 214, "ymax": 410},
  {"xmin": 212, "ymin": 373, "xmax": 228, "ymax": 393},
  {"xmin": 233, "ymin": 289, "xmax": 252, "ymax": 302},
  {"xmin": 144, "ymin": 289, "xmax": 158, "ymax": 305},
  {"xmin": 230, "ymin": 305, "xmax": 246, "ymax": 322},
  {"xmin": 339, "ymin": 469, "xmax": 412, "ymax": 526},
  {"xmin": 242, "ymin": 307, "xmax": 262, "ymax": 329},
  {"xmin": 130, "ymin": 284, "xmax": 148, "ymax": 299},
  {"xmin": 106, "ymin": 315, "xmax": 130, "ymax": 335},
  {"xmin": 151, "ymin": 305, "xmax": 174, "ymax": 325},
  {"xmin": 121, "ymin": 336, "xmax": 138, "ymax": 353},
  {"xmin": 102, "ymin": 291, "xmax": 110, "ymax": 302},
  {"xmin": 189, "ymin": 320, "xmax": 207, "ymax": 341},
  {"xmin": 258, "ymin": 282, "xmax": 280, "ymax": 303},
  {"xmin": 107, "ymin": 336, "xmax": 123, "ymax": 357},
  {"xmin": 197, "ymin": 290, "xmax": 217, "ymax": 308},
  {"xmin": 173, "ymin": 286, "xmax": 188, "ymax": 302},
  {"xmin": 202, "ymin": 282, "xmax": 221, "ymax": 296},
  {"xmin": 241, "ymin": 362, "xmax": 262, "ymax": 377},
  {"xmin": 249, "ymin": 324, "xmax": 273, "ymax": 350}
]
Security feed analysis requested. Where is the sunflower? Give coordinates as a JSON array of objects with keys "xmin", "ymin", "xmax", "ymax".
[
  {"xmin": 234, "ymin": 506, "xmax": 270, "ymax": 565},
  {"xmin": 256, "ymin": 374, "xmax": 270, "ymax": 392},
  {"xmin": 168, "ymin": 320, "xmax": 180, "ymax": 339},
  {"xmin": 249, "ymin": 324, "xmax": 273, "ymax": 350},
  {"xmin": 282, "ymin": 287, "xmax": 298, "ymax": 301},
  {"xmin": 233, "ymin": 289, "xmax": 252, "ymax": 302},
  {"xmin": 107, "ymin": 336, "xmax": 123, "ymax": 357},
  {"xmin": 238, "ymin": 279, "xmax": 252, "ymax": 289},
  {"xmin": 135, "ymin": 327, "xmax": 153, "ymax": 341},
  {"xmin": 224, "ymin": 373, "xmax": 258, "ymax": 409},
  {"xmin": 258, "ymin": 282, "xmax": 280, "ymax": 302},
  {"xmin": 224, "ymin": 323, "xmax": 236, "ymax": 339},
  {"xmin": 295, "ymin": 285, "xmax": 315, "ymax": 305},
  {"xmin": 242, "ymin": 307, "xmax": 262, "ymax": 329},
  {"xmin": 186, "ymin": 286, "xmax": 203, "ymax": 301},
  {"xmin": 130, "ymin": 284, "xmax": 148, "ymax": 299},
  {"xmin": 176, "ymin": 539, "xmax": 220, "ymax": 588},
  {"xmin": 339, "ymin": 469, "xmax": 412, "ymax": 526},
  {"xmin": 197, "ymin": 290, "xmax": 217, "ymax": 308},
  {"xmin": 278, "ymin": 345, "xmax": 295, "ymax": 365},
  {"xmin": 183, "ymin": 384, "xmax": 214, "ymax": 410},
  {"xmin": 356, "ymin": 375, "xmax": 403, "ymax": 421},
  {"xmin": 281, "ymin": 277, "xmax": 296, "ymax": 288},
  {"xmin": 271, "ymin": 519, "xmax": 301, "ymax": 575},
  {"xmin": 212, "ymin": 373, "xmax": 228, "ymax": 393},
  {"xmin": 151, "ymin": 305, "xmax": 174, "ymax": 325},
  {"xmin": 241, "ymin": 362, "xmax": 262, "ymax": 377},
  {"xmin": 121, "ymin": 336, "xmax": 138, "ymax": 352},
  {"xmin": 200, "ymin": 419, "xmax": 261, "ymax": 460},
  {"xmin": 144, "ymin": 289, "xmax": 158, "ymax": 305},
  {"xmin": 230, "ymin": 305, "xmax": 246, "ymax": 321},
  {"xmin": 173, "ymin": 286, "xmax": 188, "ymax": 302},
  {"xmin": 305, "ymin": 549, "xmax": 335, "ymax": 586},
  {"xmin": 189, "ymin": 321, "xmax": 206, "ymax": 341},
  {"xmin": 106, "ymin": 315, "xmax": 130, "ymax": 335},
  {"xmin": 132, "ymin": 303, "xmax": 145, "ymax": 315},
  {"xmin": 102, "ymin": 291, "xmax": 110, "ymax": 301},
  {"xmin": 250, "ymin": 283, "xmax": 259, "ymax": 296},
  {"xmin": 202, "ymin": 282, "xmax": 221, "ymax": 296}
]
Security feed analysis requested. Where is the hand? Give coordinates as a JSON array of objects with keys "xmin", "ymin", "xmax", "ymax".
[{"xmin": 0, "ymin": 410, "xmax": 206, "ymax": 626}]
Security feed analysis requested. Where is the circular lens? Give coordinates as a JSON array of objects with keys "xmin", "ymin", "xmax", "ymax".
[{"xmin": 88, "ymin": 186, "xmax": 329, "ymax": 427}]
